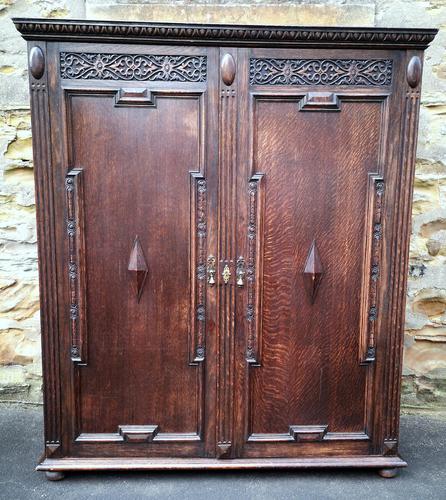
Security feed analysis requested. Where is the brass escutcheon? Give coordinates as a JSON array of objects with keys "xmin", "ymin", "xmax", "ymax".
[
  {"xmin": 207, "ymin": 256, "xmax": 216, "ymax": 285},
  {"xmin": 222, "ymin": 264, "xmax": 231, "ymax": 284}
]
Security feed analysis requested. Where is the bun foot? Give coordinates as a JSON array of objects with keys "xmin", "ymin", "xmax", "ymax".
[
  {"xmin": 45, "ymin": 471, "xmax": 65, "ymax": 481},
  {"xmin": 378, "ymin": 467, "xmax": 398, "ymax": 478}
]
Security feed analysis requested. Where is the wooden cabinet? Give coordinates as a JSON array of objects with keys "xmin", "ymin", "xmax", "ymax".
[{"xmin": 14, "ymin": 18, "xmax": 437, "ymax": 479}]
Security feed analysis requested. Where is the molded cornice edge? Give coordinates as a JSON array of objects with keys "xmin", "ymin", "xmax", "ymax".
[{"xmin": 12, "ymin": 18, "xmax": 438, "ymax": 49}]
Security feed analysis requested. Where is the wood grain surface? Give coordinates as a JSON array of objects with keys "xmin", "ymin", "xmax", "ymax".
[{"xmin": 16, "ymin": 20, "xmax": 434, "ymax": 474}]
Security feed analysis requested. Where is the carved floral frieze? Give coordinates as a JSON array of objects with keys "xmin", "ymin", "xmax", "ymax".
[
  {"xmin": 250, "ymin": 58, "xmax": 392, "ymax": 86},
  {"xmin": 60, "ymin": 52, "xmax": 207, "ymax": 82}
]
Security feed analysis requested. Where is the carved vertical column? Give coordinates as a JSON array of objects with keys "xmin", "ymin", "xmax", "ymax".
[
  {"xmin": 383, "ymin": 55, "xmax": 423, "ymax": 455},
  {"xmin": 216, "ymin": 49, "xmax": 237, "ymax": 458},
  {"xmin": 246, "ymin": 174, "xmax": 264, "ymax": 365},
  {"xmin": 190, "ymin": 174, "xmax": 207, "ymax": 363},
  {"xmin": 360, "ymin": 175, "xmax": 384, "ymax": 365},
  {"xmin": 65, "ymin": 169, "xmax": 87, "ymax": 364},
  {"xmin": 28, "ymin": 43, "xmax": 61, "ymax": 457}
]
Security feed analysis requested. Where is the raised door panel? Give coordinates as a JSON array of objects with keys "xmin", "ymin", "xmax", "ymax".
[
  {"xmin": 234, "ymin": 48, "xmax": 400, "ymax": 458},
  {"xmin": 50, "ymin": 45, "xmax": 219, "ymax": 458}
]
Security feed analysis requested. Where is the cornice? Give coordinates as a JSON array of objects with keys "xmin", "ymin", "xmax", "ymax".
[{"xmin": 12, "ymin": 18, "xmax": 438, "ymax": 50}]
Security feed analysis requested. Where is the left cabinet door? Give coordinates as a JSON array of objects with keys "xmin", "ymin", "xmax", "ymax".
[{"xmin": 45, "ymin": 45, "xmax": 219, "ymax": 459}]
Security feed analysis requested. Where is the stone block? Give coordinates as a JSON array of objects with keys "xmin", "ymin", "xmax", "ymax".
[
  {"xmin": 86, "ymin": 2, "xmax": 375, "ymax": 26},
  {"xmin": 0, "ymin": 365, "xmax": 29, "ymax": 399}
]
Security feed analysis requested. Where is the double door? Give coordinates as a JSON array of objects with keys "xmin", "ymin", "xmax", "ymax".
[{"xmin": 52, "ymin": 44, "xmax": 400, "ymax": 460}]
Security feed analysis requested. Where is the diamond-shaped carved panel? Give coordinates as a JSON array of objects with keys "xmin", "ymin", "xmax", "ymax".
[
  {"xmin": 303, "ymin": 240, "xmax": 324, "ymax": 304},
  {"xmin": 128, "ymin": 236, "xmax": 148, "ymax": 302}
]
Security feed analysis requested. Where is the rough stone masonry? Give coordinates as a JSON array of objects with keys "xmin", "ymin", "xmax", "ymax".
[{"xmin": 0, "ymin": 0, "xmax": 445, "ymax": 408}]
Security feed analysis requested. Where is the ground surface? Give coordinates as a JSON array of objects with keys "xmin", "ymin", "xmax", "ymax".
[{"xmin": 0, "ymin": 406, "xmax": 445, "ymax": 499}]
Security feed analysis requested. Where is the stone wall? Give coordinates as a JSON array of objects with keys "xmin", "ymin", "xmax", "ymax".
[{"xmin": 0, "ymin": 0, "xmax": 445, "ymax": 409}]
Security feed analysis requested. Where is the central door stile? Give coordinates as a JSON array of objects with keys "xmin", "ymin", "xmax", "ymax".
[
  {"xmin": 216, "ymin": 48, "xmax": 238, "ymax": 459},
  {"xmin": 232, "ymin": 47, "xmax": 261, "ymax": 458}
]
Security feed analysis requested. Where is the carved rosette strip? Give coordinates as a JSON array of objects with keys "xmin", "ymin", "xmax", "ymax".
[
  {"xmin": 190, "ymin": 174, "xmax": 207, "ymax": 363},
  {"xmin": 368, "ymin": 178, "xmax": 384, "ymax": 361},
  {"xmin": 65, "ymin": 169, "xmax": 87, "ymax": 364},
  {"xmin": 361, "ymin": 176, "xmax": 384, "ymax": 364},
  {"xmin": 250, "ymin": 58, "xmax": 392, "ymax": 86},
  {"xmin": 246, "ymin": 174, "xmax": 264, "ymax": 364},
  {"xmin": 60, "ymin": 52, "xmax": 207, "ymax": 82}
]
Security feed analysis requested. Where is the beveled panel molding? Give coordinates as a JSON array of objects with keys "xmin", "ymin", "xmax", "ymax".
[
  {"xmin": 76, "ymin": 426, "xmax": 200, "ymax": 443},
  {"xmin": 115, "ymin": 88, "xmax": 155, "ymax": 107},
  {"xmin": 299, "ymin": 92, "xmax": 340, "ymax": 111}
]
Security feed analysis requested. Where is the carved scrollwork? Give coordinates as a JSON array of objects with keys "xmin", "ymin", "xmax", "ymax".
[
  {"xmin": 60, "ymin": 52, "xmax": 207, "ymax": 82},
  {"xmin": 249, "ymin": 58, "xmax": 393, "ymax": 86}
]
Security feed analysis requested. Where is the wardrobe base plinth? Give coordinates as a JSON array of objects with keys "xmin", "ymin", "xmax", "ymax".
[{"xmin": 37, "ymin": 455, "xmax": 407, "ymax": 473}]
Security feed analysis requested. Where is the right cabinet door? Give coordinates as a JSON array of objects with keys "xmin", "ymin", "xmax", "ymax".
[{"xmin": 234, "ymin": 47, "xmax": 402, "ymax": 458}]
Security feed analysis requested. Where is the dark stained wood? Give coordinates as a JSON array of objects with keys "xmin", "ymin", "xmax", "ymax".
[
  {"xmin": 28, "ymin": 46, "xmax": 45, "ymax": 79},
  {"xmin": 37, "ymin": 455, "xmax": 407, "ymax": 471},
  {"xmin": 68, "ymin": 92, "xmax": 206, "ymax": 445},
  {"xmin": 216, "ymin": 46, "xmax": 238, "ymax": 459},
  {"xmin": 237, "ymin": 91, "xmax": 383, "ymax": 457},
  {"xmin": 407, "ymin": 56, "xmax": 422, "ymax": 88},
  {"xmin": 27, "ymin": 40, "xmax": 63, "ymax": 461},
  {"xmin": 45, "ymin": 471, "xmax": 65, "ymax": 481},
  {"xmin": 15, "ymin": 19, "xmax": 435, "ymax": 478},
  {"xmin": 13, "ymin": 18, "xmax": 437, "ymax": 49},
  {"xmin": 378, "ymin": 467, "xmax": 399, "ymax": 478},
  {"xmin": 302, "ymin": 240, "xmax": 324, "ymax": 304},
  {"xmin": 221, "ymin": 53, "xmax": 236, "ymax": 86}
]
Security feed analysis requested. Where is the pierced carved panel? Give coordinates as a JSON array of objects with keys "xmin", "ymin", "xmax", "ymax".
[
  {"xmin": 249, "ymin": 58, "xmax": 392, "ymax": 86},
  {"xmin": 60, "ymin": 52, "xmax": 207, "ymax": 82}
]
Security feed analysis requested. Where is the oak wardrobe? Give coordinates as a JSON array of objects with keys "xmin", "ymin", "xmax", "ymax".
[{"xmin": 14, "ymin": 18, "xmax": 437, "ymax": 479}]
